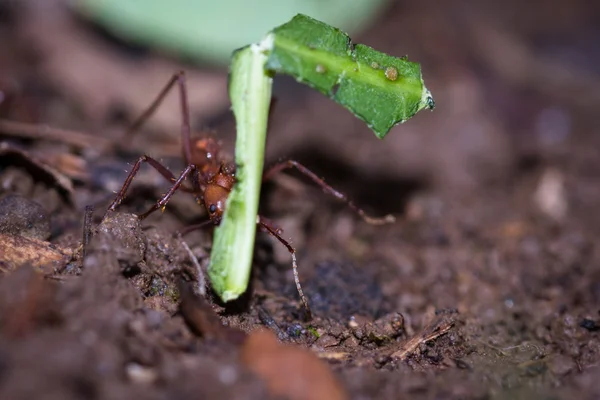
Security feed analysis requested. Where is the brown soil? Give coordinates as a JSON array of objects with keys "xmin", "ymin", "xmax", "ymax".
[{"xmin": 0, "ymin": 1, "xmax": 599, "ymax": 399}]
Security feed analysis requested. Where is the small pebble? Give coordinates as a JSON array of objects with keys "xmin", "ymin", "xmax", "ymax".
[
  {"xmin": 126, "ymin": 363, "xmax": 158, "ymax": 385},
  {"xmin": 547, "ymin": 354, "xmax": 576, "ymax": 376},
  {"xmin": 580, "ymin": 318, "xmax": 599, "ymax": 332}
]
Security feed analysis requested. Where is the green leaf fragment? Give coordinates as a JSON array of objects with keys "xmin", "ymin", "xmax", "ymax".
[
  {"xmin": 208, "ymin": 38, "xmax": 273, "ymax": 302},
  {"xmin": 209, "ymin": 14, "xmax": 434, "ymax": 304},
  {"xmin": 266, "ymin": 14, "xmax": 434, "ymax": 138}
]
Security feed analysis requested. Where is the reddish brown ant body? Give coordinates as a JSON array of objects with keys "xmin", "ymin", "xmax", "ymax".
[
  {"xmin": 100, "ymin": 71, "xmax": 394, "ymax": 318},
  {"xmin": 193, "ymin": 138, "xmax": 236, "ymax": 224}
]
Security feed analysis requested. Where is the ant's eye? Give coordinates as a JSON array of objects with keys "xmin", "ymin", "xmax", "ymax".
[{"xmin": 209, "ymin": 204, "xmax": 217, "ymax": 213}]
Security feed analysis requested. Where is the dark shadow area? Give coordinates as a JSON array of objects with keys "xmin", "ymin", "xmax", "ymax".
[
  {"xmin": 302, "ymin": 260, "xmax": 388, "ymax": 320},
  {"xmin": 263, "ymin": 144, "xmax": 428, "ymax": 216}
]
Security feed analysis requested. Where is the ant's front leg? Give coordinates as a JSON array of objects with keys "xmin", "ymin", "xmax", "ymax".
[
  {"xmin": 137, "ymin": 164, "xmax": 197, "ymax": 220},
  {"xmin": 263, "ymin": 160, "xmax": 395, "ymax": 225},
  {"xmin": 106, "ymin": 155, "xmax": 194, "ymax": 218}
]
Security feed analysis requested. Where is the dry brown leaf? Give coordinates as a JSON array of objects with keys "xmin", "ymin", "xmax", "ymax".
[
  {"xmin": 0, "ymin": 233, "xmax": 72, "ymax": 274},
  {"xmin": 241, "ymin": 329, "xmax": 348, "ymax": 400},
  {"xmin": 39, "ymin": 152, "xmax": 90, "ymax": 182},
  {"xmin": 0, "ymin": 142, "xmax": 74, "ymax": 202}
]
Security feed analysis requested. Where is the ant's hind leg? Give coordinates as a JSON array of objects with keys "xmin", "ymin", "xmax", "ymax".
[
  {"xmin": 257, "ymin": 216, "xmax": 312, "ymax": 320},
  {"xmin": 124, "ymin": 72, "xmax": 183, "ymax": 141},
  {"xmin": 121, "ymin": 71, "xmax": 199, "ymax": 191},
  {"xmin": 123, "ymin": 72, "xmax": 192, "ymax": 156},
  {"xmin": 106, "ymin": 155, "xmax": 193, "ymax": 217},
  {"xmin": 263, "ymin": 160, "xmax": 395, "ymax": 225}
]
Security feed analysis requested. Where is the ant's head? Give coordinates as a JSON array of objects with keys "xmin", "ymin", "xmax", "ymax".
[{"xmin": 203, "ymin": 183, "xmax": 228, "ymax": 223}]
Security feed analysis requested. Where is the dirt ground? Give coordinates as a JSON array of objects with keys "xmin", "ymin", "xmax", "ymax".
[{"xmin": 1, "ymin": 1, "xmax": 599, "ymax": 399}]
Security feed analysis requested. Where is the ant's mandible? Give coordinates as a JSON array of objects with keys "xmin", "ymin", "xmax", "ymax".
[{"xmin": 105, "ymin": 71, "xmax": 394, "ymax": 319}]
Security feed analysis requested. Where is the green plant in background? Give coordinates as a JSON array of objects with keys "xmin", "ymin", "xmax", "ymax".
[
  {"xmin": 209, "ymin": 14, "xmax": 434, "ymax": 303},
  {"xmin": 76, "ymin": 0, "xmax": 389, "ymax": 65}
]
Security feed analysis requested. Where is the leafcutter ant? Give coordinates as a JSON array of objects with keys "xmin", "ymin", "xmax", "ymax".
[{"xmin": 103, "ymin": 72, "xmax": 395, "ymax": 318}]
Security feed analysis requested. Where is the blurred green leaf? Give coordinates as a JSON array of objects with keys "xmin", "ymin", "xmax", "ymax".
[{"xmin": 76, "ymin": 0, "xmax": 389, "ymax": 65}]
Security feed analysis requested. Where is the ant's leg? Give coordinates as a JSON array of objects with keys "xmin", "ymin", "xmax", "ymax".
[
  {"xmin": 263, "ymin": 160, "xmax": 395, "ymax": 225},
  {"xmin": 174, "ymin": 71, "xmax": 202, "ymax": 194},
  {"xmin": 138, "ymin": 164, "xmax": 196, "ymax": 220},
  {"xmin": 124, "ymin": 71, "xmax": 201, "ymax": 196},
  {"xmin": 106, "ymin": 155, "xmax": 193, "ymax": 215},
  {"xmin": 125, "ymin": 71, "xmax": 194, "ymax": 164},
  {"xmin": 125, "ymin": 72, "xmax": 180, "ymax": 137},
  {"xmin": 1, "ymin": 72, "xmax": 190, "ymax": 153},
  {"xmin": 256, "ymin": 215, "xmax": 284, "ymax": 235},
  {"xmin": 177, "ymin": 72, "xmax": 193, "ymax": 166},
  {"xmin": 176, "ymin": 220, "xmax": 214, "ymax": 237},
  {"xmin": 82, "ymin": 205, "xmax": 95, "ymax": 258},
  {"xmin": 257, "ymin": 216, "xmax": 312, "ymax": 320}
]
